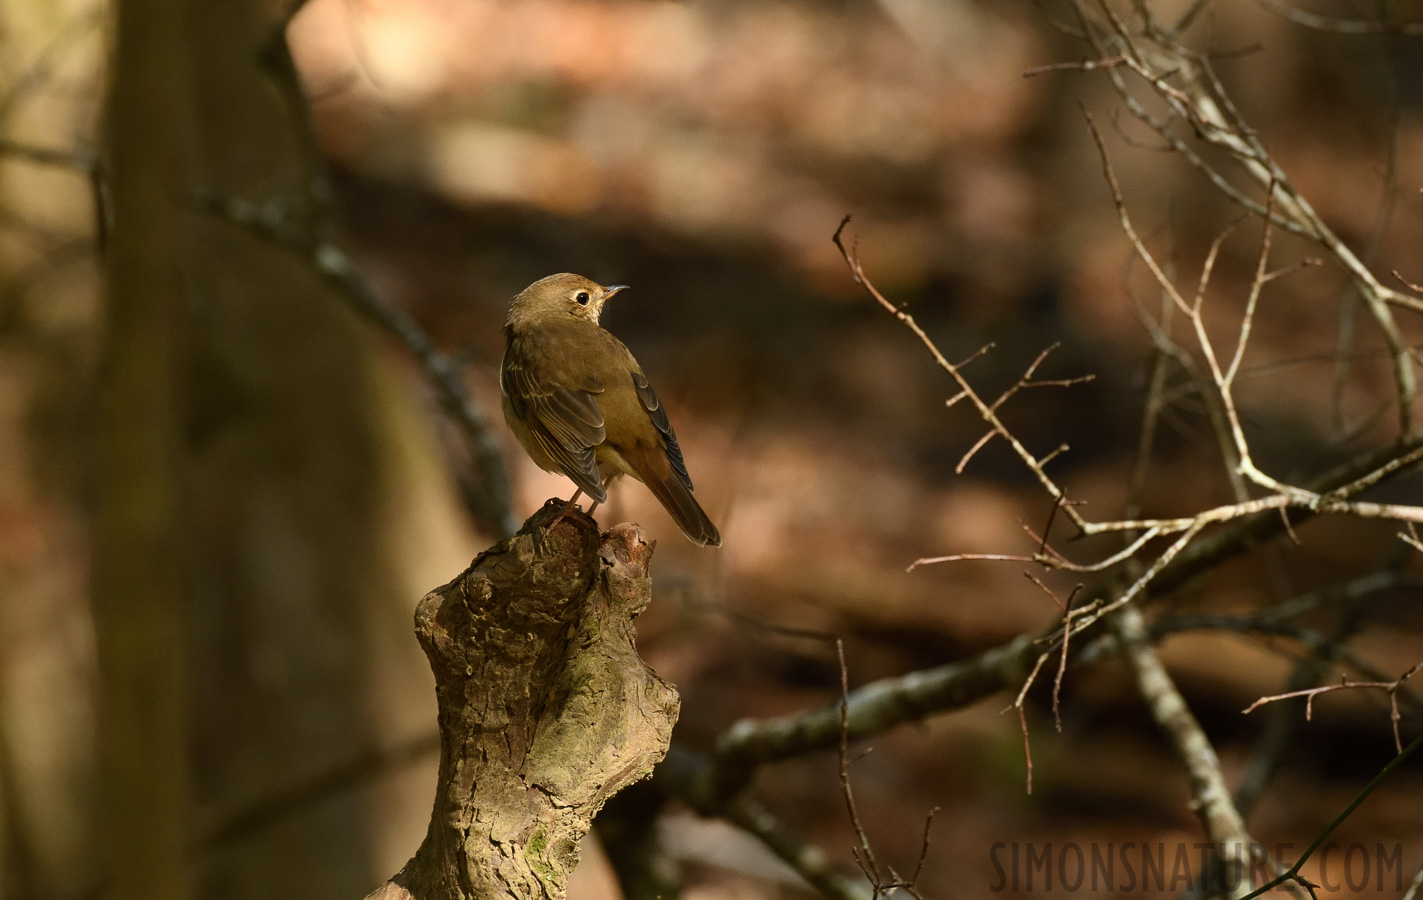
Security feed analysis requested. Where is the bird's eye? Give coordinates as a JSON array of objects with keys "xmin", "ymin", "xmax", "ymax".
[{"xmin": 576, "ymin": 291, "xmax": 590, "ymax": 306}]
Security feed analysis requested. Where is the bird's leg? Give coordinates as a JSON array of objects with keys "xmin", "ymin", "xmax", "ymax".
[
  {"xmin": 534, "ymin": 488, "xmax": 588, "ymax": 554},
  {"xmin": 549, "ymin": 487, "xmax": 584, "ymax": 526},
  {"xmin": 536, "ymin": 476, "xmax": 614, "ymax": 554},
  {"xmin": 586, "ymin": 477, "xmax": 613, "ymax": 516}
]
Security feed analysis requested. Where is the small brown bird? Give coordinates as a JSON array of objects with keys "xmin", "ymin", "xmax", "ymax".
[{"xmin": 500, "ymin": 273, "xmax": 721, "ymax": 547}]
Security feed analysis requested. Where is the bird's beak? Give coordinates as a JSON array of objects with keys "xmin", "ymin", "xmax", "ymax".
[{"xmin": 602, "ymin": 284, "xmax": 629, "ymax": 300}]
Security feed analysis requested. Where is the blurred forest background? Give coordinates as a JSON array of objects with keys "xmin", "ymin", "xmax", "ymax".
[{"xmin": 3, "ymin": 0, "xmax": 1423, "ymax": 897}]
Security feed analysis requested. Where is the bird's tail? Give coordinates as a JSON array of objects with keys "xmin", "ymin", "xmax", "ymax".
[{"xmin": 643, "ymin": 472, "xmax": 722, "ymax": 547}]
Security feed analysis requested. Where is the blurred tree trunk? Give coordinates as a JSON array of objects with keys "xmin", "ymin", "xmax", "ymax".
[
  {"xmin": 179, "ymin": 1, "xmax": 437, "ymax": 898},
  {"xmin": 89, "ymin": 0, "xmax": 458, "ymax": 898},
  {"xmin": 91, "ymin": 0, "xmax": 192, "ymax": 898}
]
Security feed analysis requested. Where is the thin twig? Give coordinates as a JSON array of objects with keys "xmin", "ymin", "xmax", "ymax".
[
  {"xmin": 658, "ymin": 747, "xmax": 872, "ymax": 900},
  {"xmin": 833, "ymin": 640, "xmax": 937, "ymax": 899},
  {"xmin": 1074, "ymin": 0, "xmax": 1423, "ymax": 433},
  {"xmin": 836, "ymin": 640, "xmax": 881, "ymax": 888},
  {"xmin": 1243, "ymin": 661, "xmax": 1423, "ymax": 753},
  {"xmin": 1240, "ymin": 725, "xmax": 1423, "ymax": 899}
]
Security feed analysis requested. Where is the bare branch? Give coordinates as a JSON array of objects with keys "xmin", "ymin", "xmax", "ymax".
[
  {"xmin": 705, "ymin": 632, "xmax": 1038, "ymax": 805},
  {"xmin": 1113, "ymin": 605, "xmax": 1262, "ymax": 897},
  {"xmin": 1070, "ymin": 1, "xmax": 1423, "ymax": 431},
  {"xmin": 198, "ymin": 192, "xmax": 517, "ymax": 538},
  {"xmin": 723, "ymin": 795, "xmax": 873, "ymax": 900},
  {"xmin": 1244, "ymin": 661, "xmax": 1423, "ymax": 754},
  {"xmin": 1402, "ymin": 856, "xmax": 1423, "ymax": 900},
  {"xmin": 0, "ymin": 139, "xmax": 97, "ymax": 172},
  {"xmin": 832, "ymin": 216, "xmax": 1094, "ymax": 534},
  {"xmin": 1255, "ymin": 0, "xmax": 1423, "ymax": 36},
  {"xmin": 658, "ymin": 748, "xmax": 871, "ymax": 900}
]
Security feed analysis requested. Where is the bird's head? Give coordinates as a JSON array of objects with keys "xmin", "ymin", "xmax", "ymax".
[{"xmin": 508, "ymin": 273, "xmax": 628, "ymax": 328}]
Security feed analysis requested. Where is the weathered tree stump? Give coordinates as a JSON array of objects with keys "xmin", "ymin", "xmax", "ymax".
[{"xmin": 366, "ymin": 502, "xmax": 679, "ymax": 900}]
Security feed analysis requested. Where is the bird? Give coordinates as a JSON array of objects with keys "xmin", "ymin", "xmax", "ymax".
[{"xmin": 500, "ymin": 273, "xmax": 722, "ymax": 547}]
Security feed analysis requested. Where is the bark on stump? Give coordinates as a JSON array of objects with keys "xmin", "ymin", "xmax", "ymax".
[{"xmin": 367, "ymin": 502, "xmax": 679, "ymax": 900}]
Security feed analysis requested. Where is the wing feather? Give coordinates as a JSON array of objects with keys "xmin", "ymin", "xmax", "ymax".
[
  {"xmin": 502, "ymin": 355, "xmax": 608, "ymax": 501},
  {"xmin": 631, "ymin": 371, "xmax": 692, "ymax": 490}
]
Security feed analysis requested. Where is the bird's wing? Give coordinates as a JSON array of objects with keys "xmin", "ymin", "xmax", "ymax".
[
  {"xmin": 631, "ymin": 370, "xmax": 692, "ymax": 491},
  {"xmin": 503, "ymin": 357, "xmax": 609, "ymax": 500}
]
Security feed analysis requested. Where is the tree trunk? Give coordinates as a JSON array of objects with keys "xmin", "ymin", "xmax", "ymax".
[
  {"xmin": 91, "ymin": 0, "xmax": 192, "ymax": 896},
  {"xmin": 367, "ymin": 504, "xmax": 679, "ymax": 900}
]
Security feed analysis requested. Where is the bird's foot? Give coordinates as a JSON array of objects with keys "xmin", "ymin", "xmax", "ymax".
[{"xmin": 530, "ymin": 494, "xmax": 594, "ymax": 554}]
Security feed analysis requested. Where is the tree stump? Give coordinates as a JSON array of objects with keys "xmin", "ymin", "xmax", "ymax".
[{"xmin": 366, "ymin": 502, "xmax": 679, "ymax": 900}]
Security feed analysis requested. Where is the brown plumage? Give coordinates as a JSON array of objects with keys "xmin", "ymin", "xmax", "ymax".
[{"xmin": 500, "ymin": 273, "xmax": 721, "ymax": 547}]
